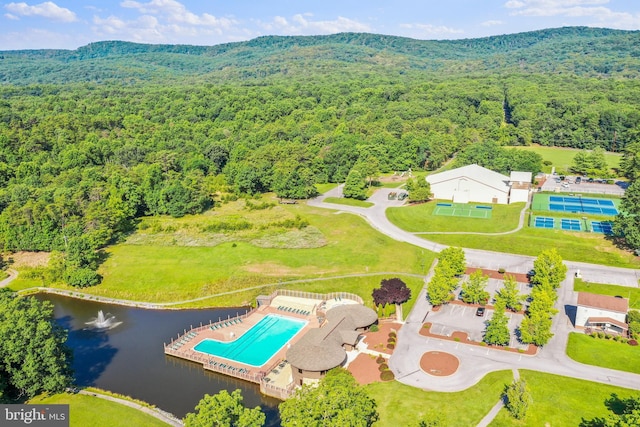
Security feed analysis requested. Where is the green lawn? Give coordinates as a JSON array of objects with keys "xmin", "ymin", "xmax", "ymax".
[
  {"xmin": 513, "ymin": 145, "xmax": 622, "ymax": 175},
  {"xmin": 566, "ymin": 332, "xmax": 640, "ymax": 374},
  {"xmin": 367, "ymin": 370, "xmax": 513, "ymax": 427},
  {"xmin": 29, "ymin": 392, "xmax": 168, "ymax": 427},
  {"xmin": 315, "ymin": 183, "xmax": 339, "ymax": 194},
  {"xmin": 10, "ymin": 204, "xmax": 432, "ymax": 304},
  {"xmin": 489, "ymin": 370, "xmax": 639, "ymax": 426},
  {"xmin": 388, "ymin": 201, "xmax": 524, "ymax": 233},
  {"xmin": 573, "ymin": 279, "xmax": 640, "ymax": 309},
  {"xmin": 414, "ymin": 227, "xmax": 640, "ymax": 268},
  {"xmin": 176, "ymin": 274, "xmax": 426, "ymax": 316},
  {"xmin": 323, "ymin": 197, "xmax": 374, "ymax": 208}
]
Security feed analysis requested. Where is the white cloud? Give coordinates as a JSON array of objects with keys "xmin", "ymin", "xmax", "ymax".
[
  {"xmin": 4, "ymin": 13, "xmax": 19, "ymax": 20},
  {"xmin": 120, "ymin": 0, "xmax": 235, "ymax": 28},
  {"xmin": 0, "ymin": 27, "xmax": 83, "ymax": 49},
  {"xmin": 4, "ymin": 1, "xmax": 77, "ymax": 22},
  {"xmin": 504, "ymin": 0, "xmax": 640, "ymax": 29},
  {"xmin": 258, "ymin": 13, "xmax": 371, "ymax": 35},
  {"xmin": 400, "ymin": 23, "xmax": 464, "ymax": 37},
  {"xmin": 481, "ymin": 20, "xmax": 504, "ymax": 27}
]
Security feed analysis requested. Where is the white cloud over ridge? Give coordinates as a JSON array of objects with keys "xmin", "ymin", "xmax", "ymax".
[
  {"xmin": 400, "ymin": 23, "xmax": 464, "ymax": 37},
  {"xmin": 504, "ymin": 0, "xmax": 640, "ymax": 30},
  {"xmin": 4, "ymin": 1, "xmax": 77, "ymax": 22},
  {"xmin": 259, "ymin": 13, "xmax": 370, "ymax": 35}
]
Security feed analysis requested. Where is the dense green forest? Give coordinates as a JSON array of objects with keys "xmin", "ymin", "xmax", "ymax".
[{"xmin": 1, "ymin": 27, "xmax": 640, "ymax": 284}]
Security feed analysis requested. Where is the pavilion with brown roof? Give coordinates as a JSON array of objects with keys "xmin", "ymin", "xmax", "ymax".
[
  {"xmin": 575, "ymin": 292, "xmax": 629, "ymax": 335},
  {"xmin": 287, "ymin": 304, "xmax": 377, "ymax": 385}
]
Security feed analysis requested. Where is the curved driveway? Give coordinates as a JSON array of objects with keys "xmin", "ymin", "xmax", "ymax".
[{"xmin": 308, "ymin": 186, "xmax": 640, "ymax": 392}]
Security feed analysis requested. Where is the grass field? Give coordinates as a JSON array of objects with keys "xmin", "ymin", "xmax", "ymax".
[
  {"xmin": 366, "ymin": 370, "xmax": 513, "ymax": 426},
  {"xmin": 323, "ymin": 197, "xmax": 374, "ymax": 208},
  {"xmin": 573, "ymin": 278, "xmax": 640, "ymax": 309},
  {"xmin": 513, "ymin": 145, "xmax": 622, "ymax": 175},
  {"xmin": 489, "ymin": 370, "xmax": 639, "ymax": 426},
  {"xmin": 9, "ymin": 203, "xmax": 432, "ymax": 305},
  {"xmin": 566, "ymin": 333, "xmax": 640, "ymax": 374},
  {"xmin": 315, "ymin": 183, "xmax": 339, "ymax": 194},
  {"xmin": 387, "ymin": 201, "xmax": 523, "ymax": 233},
  {"xmin": 29, "ymin": 392, "xmax": 168, "ymax": 427},
  {"xmin": 416, "ymin": 227, "xmax": 640, "ymax": 268}
]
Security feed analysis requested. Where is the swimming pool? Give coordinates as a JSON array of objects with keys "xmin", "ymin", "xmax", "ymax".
[{"xmin": 194, "ymin": 314, "xmax": 307, "ymax": 367}]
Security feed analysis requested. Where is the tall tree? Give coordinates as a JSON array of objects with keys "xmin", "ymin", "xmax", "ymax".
[
  {"xmin": 614, "ymin": 180, "xmax": 640, "ymax": 252},
  {"xmin": 504, "ymin": 379, "xmax": 533, "ymax": 420},
  {"xmin": 496, "ymin": 275, "xmax": 525, "ymax": 312},
  {"xmin": 438, "ymin": 247, "xmax": 466, "ymax": 276},
  {"xmin": 0, "ymin": 290, "xmax": 73, "ymax": 400},
  {"xmin": 372, "ymin": 278, "xmax": 411, "ymax": 321},
  {"xmin": 531, "ymin": 248, "xmax": 567, "ymax": 290},
  {"xmin": 184, "ymin": 389, "xmax": 265, "ymax": 427},
  {"xmin": 343, "ymin": 169, "xmax": 367, "ymax": 200},
  {"xmin": 483, "ymin": 301, "xmax": 511, "ymax": 346},
  {"xmin": 461, "ymin": 270, "xmax": 490, "ymax": 305},
  {"xmin": 407, "ymin": 177, "xmax": 431, "ymax": 203},
  {"xmin": 279, "ymin": 368, "xmax": 378, "ymax": 427}
]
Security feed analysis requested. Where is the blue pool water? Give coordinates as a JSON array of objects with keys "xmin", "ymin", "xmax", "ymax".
[{"xmin": 194, "ymin": 314, "xmax": 307, "ymax": 367}]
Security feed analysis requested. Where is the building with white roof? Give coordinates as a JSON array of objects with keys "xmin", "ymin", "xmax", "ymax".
[{"xmin": 426, "ymin": 164, "xmax": 532, "ymax": 205}]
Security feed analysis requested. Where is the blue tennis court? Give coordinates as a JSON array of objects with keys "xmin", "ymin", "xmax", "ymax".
[
  {"xmin": 534, "ymin": 217, "xmax": 554, "ymax": 229},
  {"xmin": 548, "ymin": 196, "xmax": 618, "ymax": 215},
  {"xmin": 591, "ymin": 221, "xmax": 614, "ymax": 235},
  {"xmin": 561, "ymin": 218, "xmax": 581, "ymax": 231}
]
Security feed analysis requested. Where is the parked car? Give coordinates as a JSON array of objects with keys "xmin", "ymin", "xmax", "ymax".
[
  {"xmin": 575, "ymin": 176, "xmax": 582, "ymax": 184},
  {"xmin": 561, "ymin": 182, "xmax": 570, "ymax": 188},
  {"xmin": 475, "ymin": 307, "xmax": 486, "ymax": 317}
]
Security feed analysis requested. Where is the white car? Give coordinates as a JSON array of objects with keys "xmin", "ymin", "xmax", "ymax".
[{"xmin": 562, "ymin": 182, "xmax": 570, "ymax": 188}]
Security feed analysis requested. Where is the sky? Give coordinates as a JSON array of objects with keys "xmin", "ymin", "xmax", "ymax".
[{"xmin": 1, "ymin": 0, "xmax": 640, "ymax": 50}]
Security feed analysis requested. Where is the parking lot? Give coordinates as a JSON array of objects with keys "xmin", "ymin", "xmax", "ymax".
[
  {"xmin": 540, "ymin": 175, "xmax": 626, "ymax": 196},
  {"xmin": 426, "ymin": 277, "xmax": 530, "ymax": 349}
]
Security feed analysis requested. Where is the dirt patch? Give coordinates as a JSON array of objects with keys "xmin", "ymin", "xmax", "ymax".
[
  {"xmin": 420, "ymin": 351, "xmax": 459, "ymax": 376},
  {"xmin": 465, "ymin": 267, "xmax": 529, "ymax": 283},
  {"xmin": 8, "ymin": 251, "xmax": 50, "ymax": 268},
  {"xmin": 378, "ymin": 175, "xmax": 408, "ymax": 184},
  {"xmin": 348, "ymin": 353, "xmax": 383, "ymax": 385}
]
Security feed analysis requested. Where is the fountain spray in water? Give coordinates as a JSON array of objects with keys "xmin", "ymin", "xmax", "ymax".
[{"xmin": 85, "ymin": 310, "xmax": 122, "ymax": 329}]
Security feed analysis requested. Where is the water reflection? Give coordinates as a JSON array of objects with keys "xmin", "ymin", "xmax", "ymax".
[{"xmin": 35, "ymin": 294, "xmax": 282, "ymax": 426}]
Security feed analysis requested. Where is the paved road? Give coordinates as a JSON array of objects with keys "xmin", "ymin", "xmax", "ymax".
[{"xmin": 308, "ymin": 187, "xmax": 640, "ymax": 392}]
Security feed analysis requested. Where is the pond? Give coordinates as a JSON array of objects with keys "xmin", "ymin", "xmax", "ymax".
[{"xmin": 35, "ymin": 294, "xmax": 282, "ymax": 426}]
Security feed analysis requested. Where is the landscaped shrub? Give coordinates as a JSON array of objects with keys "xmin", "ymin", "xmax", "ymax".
[
  {"xmin": 369, "ymin": 324, "xmax": 379, "ymax": 332},
  {"xmin": 423, "ymin": 323, "xmax": 431, "ymax": 329},
  {"xmin": 388, "ymin": 331, "xmax": 397, "ymax": 338},
  {"xmin": 614, "ymin": 335, "xmax": 621, "ymax": 342},
  {"xmin": 375, "ymin": 355, "xmax": 385, "ymax": 364},
  {"xmin": 387, "ymin": 343, "xmax": 395, "ymax": 350},
  {"xmin": 628, "ymin": 339, "xmax": 638, "ymax": 346},
  {"xmin": 387, "ymin": 337, "xmax": 396, "ymax": 344},
  {"xmin": 380, "ymin": 370, "xmax": 395, "ymax": 381},
  {"xmin": 605, "ymin": 334, "xmax": 613, "ymax": 340},
  {"xmin": 498, "ymin": 268, "xmax": 505, "ymax": 274},
  {"xmin": 597, "ymin": 331, "xmax": 605, "ymax": 339},
  {"xmin": 378, "ymin": 363, "xmax": 388, "ymax": 371}
]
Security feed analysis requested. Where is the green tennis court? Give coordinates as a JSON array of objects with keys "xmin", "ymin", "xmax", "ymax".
[{"xmin": 433, "ymin": 202, "xmax": 492, "ymax": 219}]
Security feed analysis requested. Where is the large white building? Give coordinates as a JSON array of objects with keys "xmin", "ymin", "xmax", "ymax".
[
  {"xmin": 426, "ymin": 164, "xmax": 532, "ymax": 205},
  {"xmin": 575, "ymin": 292, "xmax": 628, "ymax": 335}
]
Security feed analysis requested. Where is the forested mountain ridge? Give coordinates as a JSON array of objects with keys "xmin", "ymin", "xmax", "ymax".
[{"xmin": 1, "ymin": 27, "xmax": 640, "ymax": 84}]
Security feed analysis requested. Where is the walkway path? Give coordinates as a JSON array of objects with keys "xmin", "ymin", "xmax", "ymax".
[
  {"xmin": 308, "ymin": 187, "xmax": 640, "ymax": 393},
  {"xmin": 475, "ymin": 369, "xmax": 519, "ymax": 427},
  {"xmin": 0, "ymin": 268, "xmax": 18, "ymax": 288},
  {"xmin": 78, "ymin": 389, "xmax": 182, "ymax": 426}
]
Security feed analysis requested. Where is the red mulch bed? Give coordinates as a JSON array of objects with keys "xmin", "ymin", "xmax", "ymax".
[
  {"xmin": 419, "ymin": 323, "xmax": 537, "ymax": 355},
  {"xmin": 420, "ymin": 351, "xmax": 459, "ymax": 376},
  {"xmin": 348, "ymin": 353, "xmax": 384, "ymax": 385},
  {"xmin": 465, "ymin": 267, "xmax": 529, "ymax": 283},
  {"xmin": 361, "ymin": 321, "xmax": 401, "ymax": 355}
]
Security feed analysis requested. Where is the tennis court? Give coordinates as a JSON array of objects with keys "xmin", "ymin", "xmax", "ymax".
[
  {"xmin": 532, "ymin": 216, "xmax": 583, "ymax": 231},
  {"xmin": 534, "ymin": 216, "xmax": 554, "ymax": 229},
  {"xmin": 433, "ymin": 202, "xmax": 492, "ymax": 219},
  {"xmin": 532, "ymin": 194, "xmax": 619, "ymax": 216},
  {"xmin": 591, "ymin": 221, "xmax": 614, "ymax": 235},
  {"xmin": 560, "ymin": 218, "xmax": 581, "ymax": 231}
]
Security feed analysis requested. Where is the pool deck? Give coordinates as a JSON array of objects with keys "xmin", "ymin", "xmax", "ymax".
[{"xmin": 164, "ymin": 293, "xmax": 361, "ymax": 399}]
